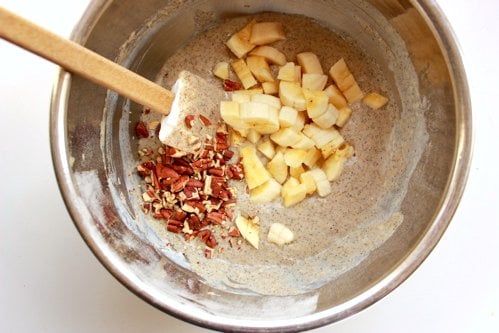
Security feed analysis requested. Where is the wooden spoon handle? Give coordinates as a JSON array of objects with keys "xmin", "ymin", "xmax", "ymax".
[{"xmin": 0, "ymin": 7, "xmax": 173, "ymax": 115}]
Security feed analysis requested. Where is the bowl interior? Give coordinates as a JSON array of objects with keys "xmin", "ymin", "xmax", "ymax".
[{"xmin": 52, "ymin": 0, "xmax": 469, "ymax": 331}]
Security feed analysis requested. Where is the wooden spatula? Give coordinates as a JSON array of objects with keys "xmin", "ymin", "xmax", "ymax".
[{"xmin": 0, "ymin": 7, "xmax": 222, "ymax": 152}]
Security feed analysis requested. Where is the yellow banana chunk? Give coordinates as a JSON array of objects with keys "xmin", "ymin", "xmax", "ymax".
[
  {"xmin": 312, "ymin": 103, "xmax": 340, "ymax": 129},
  {"xmin": 308, "ymin": 168, "xmax": 332, "ymax": 197},
  {"xmin": 267, "ymin": 223, "xmax": 295, "ymax": 246},
  {"xmin": 283, "ymin": 148, "xmax": 307, "ymax": 168},
  {"xmin": 249, "ymin": 178, "xmax": 282, "ymax": 203},
  {"xmin": 232, "ymin": 59, "xmax": 258, "ymax": 89},
  {"xmin": 257, "ymin": 138, "xmax": 276, "ymax": 159},
  {"xmin": 267, "ymin": 151, "xmax": 288, "ymax": 184},
  {"xmin": 303, "ymin": 123, "xmax": 342, "ymax": 148},
  {"xmin": 303, "ymin": 89, "xmax": 329, "ymax": 119},
  {"xmin": 225, "ymin": 20, "xmax": 256, "ymax": 58},
  {"xmin": 335, "ymin": 106, "xmax": 352, "ymax": 128},
  {"xmin": 249, "ymin": 45, "xmax": 287, "ymax": 66},
  {"xmin": 283, "ymin": 182, "xmax": 307, "ymax": 207},
  {"xmin": 246, "ymin": 55, "xmax": 274, "ymax": 83},
  {"xmin": 323, "ymin": 84, "xmax": 348, "ymax": 109},
  {"xmin": 277, "ymin": 62, "xmax": 297, "ymax": 82},
  {"xmin": 270, "ymin": 127, "xmax": 302, "ymax": 147},
  {"xmin": 213, "ymin": 61, "xmax": 229, "ymax": 80},
  {"xmin": 329, "ymin": 58, "xmax": 364, "ymax": 103},
  {"xmin": 278, "ymin": 106, "xmax": 298, "ymax": 128},
  {"xmin": 323, "ymin": 154, "xmax": 347, "ymax": 182},
  {"xmin": 302, "ymin": 73, "xmax": 328, "ymax": 91},
  {"xmin": 240, "ymin": 144, "xmax": 272, "ymax": 189},
  {"xmin": 302, "ymin": 148, "xmax": 321, "ymax": 168},
  {"xmin": 279, "ymin": 81, "xmax": 306, "ymax": 111},
  {"xmin": 251, "ymin": 93, "xmax": 282, "ymax": 109},
  {"xmin": 296, "ymin": 52, "xmax": 324, "ymax": 74},
  {"xmin": 239, "ymin": 101, "xmax": 279, "ymax": 134},
  {"xmin": 299, "ymin": 171, "xmax": 317, "ymax": 195},
  {"xmin": 363, "ymin": 92, "xmax": 389, "ymax": 109},
  {"xmin": 220, "ymin": 101, "xmax": 248, "ymax": 133},
  {"xmin": 235, "ymin": 215, "xmax": 260, "ymax": 249},
  {"xmin": 250, "ymin": 22, "xmax": 286, "ymax": 45}
]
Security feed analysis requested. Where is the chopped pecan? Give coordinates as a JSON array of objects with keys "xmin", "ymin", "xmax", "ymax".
[
  {"xmin": 135, "ymin": 121, "xmax": 149, "ymax": 139},
  {"xmin": 186, "ymin": 179, "xmax": 204, "ymax": 188},
  {"xmin": 223, "ymin": 79, "xmax": 242, "ymax": 91},
  {"xmin": 170, "ymin": 210, "xmax": 187, "ymax": 222},
  {"xmin": 222, "ymin": 150, "xmax": 235, "ymax": 161},
  {"xmin": 208, "ymin": 167, "xmax": 224, "ymax": 177},
  {"xmin": 166, "ymin": 220, "xmax": 183, "ymax": 233},
  {"xmin": 156, "ymin": 164, "xmax": 180, "ymax": 180},
  {"xmin": 171, "ymin": 175, "xmax": 189, "ymax": 192},
  {"xmin": 205, "ymin": 211, "xmax": 225, "ymax": 225},
  {"xmin": 185, "ymin": 115, "xmax": 195, "ymax": 128},
  {"xmin": 199, "ymin": 114, "xmax": 212, "ymax": 126}
]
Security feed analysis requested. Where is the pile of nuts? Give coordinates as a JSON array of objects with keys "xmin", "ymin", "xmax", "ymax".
[{"xmin": 136, "ymin": 117, "xmax": 244, "ymax": 258}]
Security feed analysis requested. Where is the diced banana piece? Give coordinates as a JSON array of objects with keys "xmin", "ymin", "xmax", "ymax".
[
  {"xmin": 213, "ymin": 61, "xmax": 229, "ymax": 80},
  {"xmin": 302, "ymin": 148, "xmax": 321, "ymax": 168},
  {"xmin": 320, "ymin": 133, "xmax": 345, "ymax": 159},
  {"xmin": 335, "ymin": 106, "xmax": 352, "ymax": 128},
  {"xmin": 246, "ymin": 55, "xmax": 274, "ymax": 83},
  {"xmin": 303, "ymin": 123, "xmax": 341, "ymax": 148},
  {"xmin": 303, "ymin": 89, "xmax": 329, "ymax": 119},
  {"xmin": 343, "ymin": 83, "xmax": 364, "ymax": 103},
  {"xmin": 250, "ymin": 45, "xmax": 287, "ymax": 66},
  {"xmin": 250, "ymin": 22, "xmax": 286, "ymax": 45},
  {"xmin": 329, "ymin": 58, "xmax": 364, "ymax": 103},
  {"xmin": 363, "ymin": 92, "xmax": 389, "ymax": 109},
  {"xmin": 308, "ymin": 168, "xmax": 332, "ymax": 197},
  {"xmin": 251, "ymin": 93, "xmax": 282, "ymax": 109},
  {"xmin": 277, "ymin": 62, "xmax": 297, "ymax": 82},
  {"xmin": 246, "ymin": 129, "xmax": 262, "ymax": 144},
  {"xmin": 232, "ymin": 88, "xmax": 264, "ymax": 103},
  {"xmin": 266, "ymin": 151, "xmax": 288, "ymax": 184},
  {"xmin": 267, "ymin": 223, "xmax": 295, "ymax": 246},
  {"xmin": 278, "ymin": 106, "xmax": 298, "ymax": 128},
  {"xmin": 296, "ymin": 52, "xmax": 324, "ymax": 74},
  {"xmin": 283, "ymin": 182, "xmax": 307, "ymax": 207},
  {"xmin": 240, "ymin": 144, "xmax": 272, "ymax": 189},
  {"xmin": 279, "ymin": 81, "xmax": 306, "ymax": 111},
  {"xmin": 235, "ymin": 215, "xmax": 259, "ymax": 249},
  {"xmin": 270, "ymin": 127, "xmax": 302, "ymax": 147},
  {"xmin": 230, "ymin": 128, "xmax": 247, "ymax": 145},
  {"xmin": 299, "ymin": 171, "xmax": 317, "ymax": 195},
  {"xmin": 302, "ymin": 73, "xmax": 328, "ymax": 91},
  {"xmin": 312, "ymin": 104, "xmax": 340, "ymax": 129},
  {"xmin": 292, "ymin": 111, "xmax": 306, "ymax": 131},
  {"xmin": 281, "ymin": 176, "xmax": 300, "ymax": 196},
  {"xmin": 290, "ymin": 132, "xmax": 315, "ymax": 149},
  {"xmin": 239, "ymin": 101, "xmax": 279, "ymax": 134},
  {"xmin": 323, "ymin": 84, "xmax": 348, "ymax": 109},
  {"xmin": 226, "ymin": 20, "xmax": 256, "ymax": 58},
  {"xmin": 283, "ymin": 148, "xmax": 307, "ymax": 168},
  {"xmin": 323, "ymin": 154, "xmax": 347, "ymax": 182},
  {"xmin": 257, "ymin": 138, "xmax": 276, "ymax": 159},
  {"xmin": 220, "ymin": 101, "xmax": 248, "ymax": 133},
  {"xmin": 250, "ymin": 178, "xmax": 282, "ymax": 203},
  {"xmin": 232, "ymin": 59, "xmax": 258, "ymax": 89},
  {"xmin": 262, "ymin": 81, "xmax": 279, "ymax": 95},
  {"xmin": 289, "ymin": 165, "xmax": 305, "ymax": 179}
]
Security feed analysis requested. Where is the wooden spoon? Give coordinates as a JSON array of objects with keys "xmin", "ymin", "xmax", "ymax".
[
  {"xmin": 0, "ymin": 7, "xmax": 174, "ymax": 115},
  {"xmin": 0, "ymin": 7, "xmax": 224, "ymax": 153}
]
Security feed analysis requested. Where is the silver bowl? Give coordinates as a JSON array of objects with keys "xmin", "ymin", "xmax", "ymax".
[{"xmin": 50, "ymin": 0, "xmax": 472, "ymax": 331}]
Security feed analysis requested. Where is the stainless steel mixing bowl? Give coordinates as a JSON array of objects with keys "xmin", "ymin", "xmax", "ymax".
[{"xmin": 50, "ymin": 0, "xmax": 472, "ymax": 331}]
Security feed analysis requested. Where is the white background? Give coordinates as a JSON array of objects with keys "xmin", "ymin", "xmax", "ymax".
[{"xmin": 1, "ymin": 0, "xmax": 498, "ymax": 332}]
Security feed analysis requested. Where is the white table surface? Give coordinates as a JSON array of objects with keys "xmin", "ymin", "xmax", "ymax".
[{"xmin": 1, "ymin": 0, "xmax": 498, "ymax": 332}]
